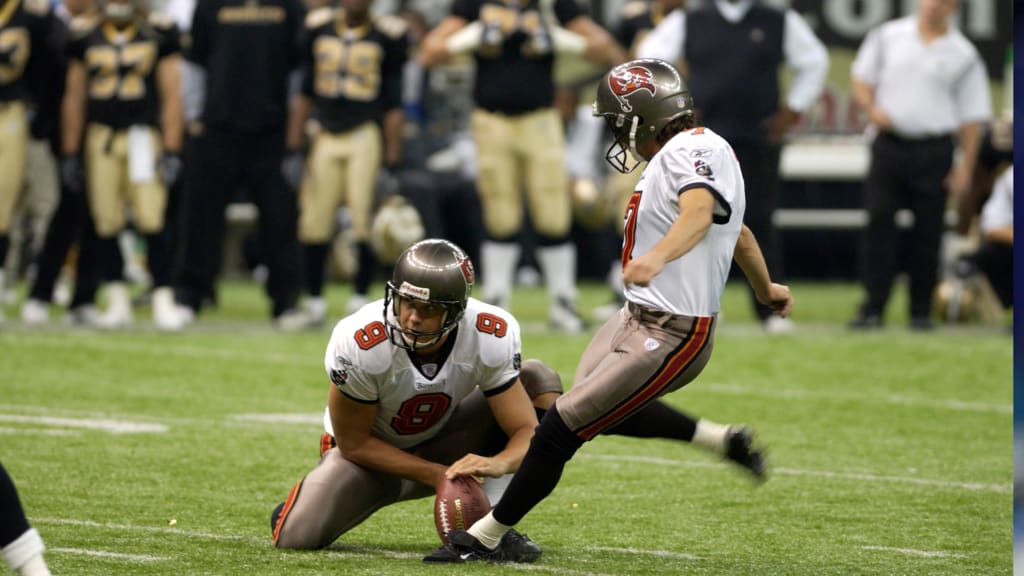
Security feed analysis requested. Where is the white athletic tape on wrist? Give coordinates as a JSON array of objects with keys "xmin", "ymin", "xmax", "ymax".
[{"xmin": 445, "ymin": 21, "xmax": 484, "ymax": 55}]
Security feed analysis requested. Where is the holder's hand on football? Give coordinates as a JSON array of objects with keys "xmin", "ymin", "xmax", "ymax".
[{"xmin": 445, "ymin": 453, "xmax": 506, "ymax": 480}]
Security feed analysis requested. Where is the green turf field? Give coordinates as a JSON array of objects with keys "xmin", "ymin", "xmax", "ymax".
[{"xmin": 1, "ymin": 281, "xmax": 1012, "ymax": 575}]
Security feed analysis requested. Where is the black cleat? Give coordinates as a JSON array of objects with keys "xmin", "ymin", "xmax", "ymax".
[
  {"xmin": 499, "ymin": 529, "xmax": 542, "ymax": 563},
  {"xmin": 422, "ymin": 529, "xmax": 542, "ymax": 564},
  {"xmin": 848, "ymin": 313, "xmax": 883, "ymax": 330},
  {"xmin": 724, "ymin": 426, "xmax": 767, "ymax": 482}
]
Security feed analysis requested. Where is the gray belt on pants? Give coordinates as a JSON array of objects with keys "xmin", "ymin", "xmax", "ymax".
[{"xmin": 626, "ymin": 301, "xmax": 701, "ymax": 332}]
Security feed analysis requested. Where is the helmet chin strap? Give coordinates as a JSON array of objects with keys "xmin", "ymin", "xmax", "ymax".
[{"xmin": 627, "ymin": 116, "xmax": 642, "ymax": 161}]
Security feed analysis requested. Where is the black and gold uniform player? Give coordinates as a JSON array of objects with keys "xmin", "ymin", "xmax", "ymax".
[
  {"xmin": 284, "ymin": 0, "xmax": 410, "ymax": 326},
  {"xmin": 0, "ymin": 0, "xmax": 57, "ymax": 322},
  {"xmin": 175, "ymin": 0, "xmax": 305, "ymax": 328},
  {"xmin": 60, "ymin": 0, "xmax": 183, "ymax": 329},
  {"xmin": 419, "ymin": 0, "xmax": 624, "ymax": 333}
]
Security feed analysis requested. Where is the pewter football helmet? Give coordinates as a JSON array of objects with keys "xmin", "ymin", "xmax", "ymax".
[
  {"xmin": 384, "ymin": 239, "xmax": 474, "ymax": 350},
  {"xmin": 593, "ymin": 58, "xmax": 694, "ymax": 173}
]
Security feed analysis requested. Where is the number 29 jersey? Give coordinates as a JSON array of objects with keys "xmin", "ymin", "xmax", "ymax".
[{"xmin": 322, "ymin": 298, "xmax": 521, "ymax": 450}]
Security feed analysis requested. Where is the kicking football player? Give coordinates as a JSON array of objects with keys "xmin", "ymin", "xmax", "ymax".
[
  {"xmin": 0, "ymin": 461, "xmax": 51, "ymax": 575},
  {"xmin": 0, "ymin": 0, "xmax": 59, "ymax": 322},
  {"xmin": 424, "ymin": 59, "xmax": 790, "ymax": 563},
  {"xmin": 60, "ymin": 0, "xmax": 184, "ymax": 329},
  {"xmin": 282, "ymin": 0, "xmax": 411, "ymax": 327},
  {"xmin": 271, "ymin": 237, "xmax": 765, "ymax": 561},
  {"xmin": 418, "ymin": 0, "xmax": 625, "ymax": 333}
]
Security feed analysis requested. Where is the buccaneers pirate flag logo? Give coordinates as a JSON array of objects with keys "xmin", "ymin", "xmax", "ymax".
[{"xmin": 609, "ymin": 66, "xmax": 656, "ymax": 113}]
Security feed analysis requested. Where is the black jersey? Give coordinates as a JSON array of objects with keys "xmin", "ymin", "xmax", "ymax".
[
  {"xmin": 0, "ymin": 0, "xmax": 55, "ymax": 103},
  {"xmin": 188, "ymin": 0, "xmax": 303, "ymax": 134},
  {"xmin": 451, "ymin": 0, "xmax": 583, "ymax": 115},
  {"xmin": 614, "ymin": 0, "xmax": 669, "ymax": 56},
  {"xmin": 299, "ymin": 8, "xmax": 409, "ymax": 134},
  {"xmin": 66, "ymin": 13, "xmax": 180, "ymax": 128}
]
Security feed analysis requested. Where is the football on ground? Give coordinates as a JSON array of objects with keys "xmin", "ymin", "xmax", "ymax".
[{"xmin": 434, "ymin": 476, "xmax": 491, "ymax": 544}]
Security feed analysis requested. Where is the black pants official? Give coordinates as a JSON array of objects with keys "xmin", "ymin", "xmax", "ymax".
[
  {"xmin": 859, "ymin": 132, "xmax": 954, "ymax": 319},
  {"xmin": 732, "ymin": 141, "xmax": 783, "ymax": 322},
  {"xmin": 28, "ymin": 181, "xmax": 103, "ymax": 310},
  {"xmin": 175, "ymin": 128, "xmax": 300, "ymax": 318}
]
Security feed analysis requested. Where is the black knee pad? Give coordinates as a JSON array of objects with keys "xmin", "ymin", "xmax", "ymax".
[
  {"xmin": 519, "ymin": 359, "xmax": 563, "ymax": 399},
  {"xmin": 530, "ymin": 404, "xmax": 584, "ymax": 463}
]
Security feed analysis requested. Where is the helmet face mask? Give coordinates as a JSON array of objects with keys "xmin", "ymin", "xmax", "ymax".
[
  {"xmin": 384, "ymin": 239, "xmax": 474, "ymax": 351},
  {"xmin": 593, "ymin": 59, "xmax": 694, "ymax": 173}
]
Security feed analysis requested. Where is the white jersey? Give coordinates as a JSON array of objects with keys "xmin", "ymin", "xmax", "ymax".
[
  {"xmin": 322, "ymin": 298, "xmax": 521, "ymax": 449},
  {"xmin": 623, "ymin": 126, "xmax": 745, "ymax": 316}
]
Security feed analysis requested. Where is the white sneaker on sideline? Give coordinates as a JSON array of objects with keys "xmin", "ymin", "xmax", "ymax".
[
  {"xmin": 275, "ymin": 308, "xmax": 315, "ymax": 332},
  {"xmin": 95, "ymin": 283, "xmax": 134, "ymax": 329},
  {"xmin": 305, "ymin": 297, "xmax": 328, "ymax": 326},
  {"xmin": 65, "ymin": 305, "xmax": 101, "ymax": 327},
  {"xmin": 152, "ymin": 287, "xmax": 185, "ymax": 332},
  {"xmin": 550, "ymin": 296, "xmax": 585, "ymax": 334},
  {"xmin": 345, "ymin": 294, "xmax": 369, "ymax": 315},
  {"xmin": 763, "ymin": 316, "xmax": 795, "ymax": 334},
  {"xmin": 20, "ymin": 299, "xmax": 50, "ymax": 325}
]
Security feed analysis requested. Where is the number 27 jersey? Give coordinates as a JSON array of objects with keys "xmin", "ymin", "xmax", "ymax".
[{"xmin": 322, "ymin": 298, "xmax": 521, "ymax": 450}]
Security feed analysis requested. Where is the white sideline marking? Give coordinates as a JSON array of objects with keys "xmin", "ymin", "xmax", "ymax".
[
  {"xmin": 581, "ymin": 454, "xmax": 1009, "ymax": 494},
  {"xmin": 861, "ymin": 545, "xmax": 967, "ymax": 559},
  {"xmin": 232, "ymin": 413, "xmax": 323, "ymax": 425},
  {"xmin": 0, "ymin": 426, "xmax": 80, "ymax": 436},
  {"xmin": 585, "ymin": 546, "xmax": 699, "ymax": 561},
  {"xmin": 2, "ymin": 335, "xmax": 309, "ymax": 366},
  {"xmin": 0, "ymin": 414, "xmax": 167, "ymax": 434},
  {"xmin": 319, "ymin": 549, "xmax": 612, "ymax": 575},
  {"xmin": 702, "ymin": 383, "xmax": 1010, "ymax": 415},
  {"xmin": 36, "ymin": 518, "xmax": 635, "ymax": 575},
  {"xmin": 48, "ymin": 547, "xmax": 167, "ymax": 562}
]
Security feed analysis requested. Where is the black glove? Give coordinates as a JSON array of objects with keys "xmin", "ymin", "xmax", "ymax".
[
  {"xmin": 60, "ymin": 155, "xmax": 84, "ymax": 194},
  {"xmin": 375, "ymin": 166, "xmax": 400, "ymax": 198},
  {"xmin": 281, "ymin": 150, "xmax": 304, "ymax": 190},
  {"xmin": 159, "ymin": 152, "xmax": 184, "ymax": 189}
]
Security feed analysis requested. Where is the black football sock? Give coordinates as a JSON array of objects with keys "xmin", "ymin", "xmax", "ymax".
[
  {"xmin": 353, "ymin": 241, "xmax": 375, "ymax": 296},
  {"xmin": 96, "ymin": 236, "xmax": 124, "ymax": 282},
  {"xmin": 145, "ymin": 233, "xmax": 172, "ymax": 288},
  {"xmin": 0, "ymin": 235, "xmax": 8, "ymax": 272},
  {"xmin": 0, "ymin": 462, "xmax": 31, "ymax": 547},
  {"xmin": 303, "ymin": 243, "xmax": 328, "ymax": 297},
  {"xmin": 491, "ymin": 405, "xmax": 583, "ymax": 527},
  {"xmin": 604, "ymin": 400, "xmax": 698, "ymax": 442}
]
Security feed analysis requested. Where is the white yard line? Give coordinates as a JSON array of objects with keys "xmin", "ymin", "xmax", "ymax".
[
  {"xmin": 580, "ymin": 454, "xmax": 1009, "ymax": 494},
  {"xmin": 34, "ymin": 518, "xmax": 262, "ymax": 543},
  {"xmin": 2, "ymin": 334, "xmax": 309, "ymax": 366},
  {"xmin": 861, "ymin": 545, "xmax": 968, "ymax": 559},
  {"xmin": 48, "ymin": 547, "xmax": 167, "ymax": 562},
  {"xmin": 37, "ymin": 518, "xmax": 613, "ymax": 575},
  {"xmin": 702, "ymin": 383, "xmax": 1010, "ymax": 415},
  {"xmin": 584, "ymin": 546, "xmax": 699, "ymax": 560},
  {"xmin": 231, "ymin": 413, "xmax": 323, "ymax": 425},
  {"xmin": 0, "ymin": 426, "xmax": 80, "ymax": 436},
  {"xmin": 0, "ymin": 414, "xmax": 167, "ymax": 434}
]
